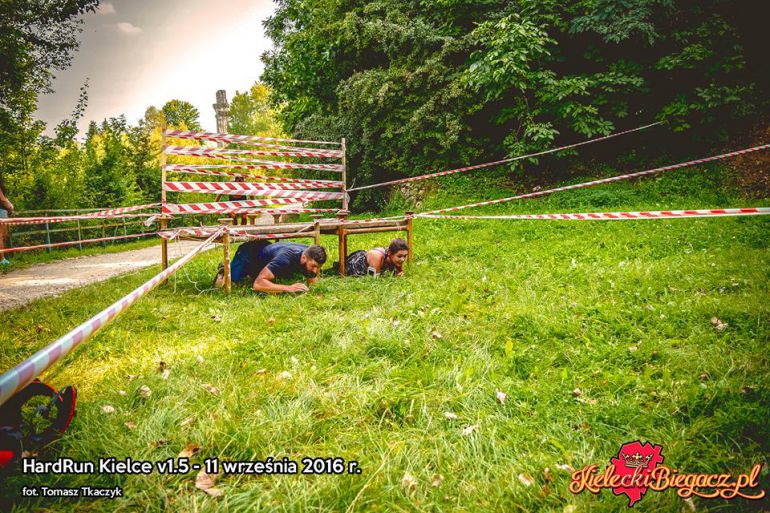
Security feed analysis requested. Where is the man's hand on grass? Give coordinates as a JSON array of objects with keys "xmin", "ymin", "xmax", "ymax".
[{"xmin": 286, "ymin": 282, "xmax": 309, "ymax": 293}]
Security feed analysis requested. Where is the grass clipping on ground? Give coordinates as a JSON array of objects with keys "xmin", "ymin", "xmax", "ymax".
[{"xmin": 0, "ymin": 166, "xmax": 768, "ymax": 512}]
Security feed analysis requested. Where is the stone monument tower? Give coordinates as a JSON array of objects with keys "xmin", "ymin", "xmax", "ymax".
[{"xmin": 213, "ymin": 90, "xmax": 229, "ymax": 134}]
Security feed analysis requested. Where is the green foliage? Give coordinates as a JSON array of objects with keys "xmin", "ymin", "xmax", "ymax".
[
  {"xmin": 0, "ymin": 0, "xmax": 98, "ymax": 202},
  {"xmin": 228, "ymin": 82, "xmax": 285, "ymax": 137},
  {"xmin": 261, "ymin": 0, "xmax": 763, "ymax": 206},
  {"xmin": 82, "ymin": 117, "xmax": 142, "ymax": 208},
  {"xmin": 162, "ymin": 99, "xmax": 202, "ymax": 131},
  {"xmin": 0, "ymin": 0, "xmax": 98, "ymax": 117}
]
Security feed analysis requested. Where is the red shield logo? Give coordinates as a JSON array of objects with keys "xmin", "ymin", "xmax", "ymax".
[{"xmin": 610, "ymin": 441, "xmax": 665, "ymax": 506}]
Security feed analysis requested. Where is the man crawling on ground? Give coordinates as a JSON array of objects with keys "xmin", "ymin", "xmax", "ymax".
[{"xmin": 214, "ymin": 240, "xmax": 326, "ymax": 294}]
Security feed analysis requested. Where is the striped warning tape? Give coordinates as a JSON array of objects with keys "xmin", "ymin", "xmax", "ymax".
[
  {"xmin": 0, "ymin": 213, "xmax": 156, "ymax": 227},
  {"xmin": 167, "ymin": 164, "xmax": 344, "ymax": 185},
  {"xmin": 163, "ymin": 129, "xmax": 342, "ymax": 147},
  {"xmin": 164, "ymin": 169, "xmax": 342, "ymax": 189},
  {"xmin": 162, "ymin": 199, "xmax": 304, "ymax": 214},
  {"xmin": 0, "ymin": 228, "xmax": 224, "ymax": 407},
  {"xmin": 162, "ymin": 181, "xmax": 345, "ymax": 201},
  {"xmin": 2, "ymin": 232, "xmax": 157, "ymax": 254},
  {"xmin": 0, "ymin": 203, "xmax": 161, "ymax": 226},
  {"xmin": 165, "ymin": 161, "xmax": 343, "ymax": 172},
  {"xmin": 164, "ymin": 145, "xmax": 340, "ymax": 159},
  {"xmin": 162, "ymin": 204, "xmax": 336, "ymax": 215},
  {"xmin": 163, "ymin": 138, "xmax": 341, "ymax": 155},
  {"xmin": 418, "ymin": 207, "xmax": 770, "ymax": 221},
  {"xmin": 348, "ymin": 122, "xmax": 661, "ymax": 191},
  {"xmin": 158, "ymin": 224, "xmax": 314, "ymax": 241},
  {"xmin": 419, "ymin": 143, "xmax": 770, "ymax": 215},
  {"xmin": 165, "ymin": 152, "xmax": 344, "ymax": 170}
]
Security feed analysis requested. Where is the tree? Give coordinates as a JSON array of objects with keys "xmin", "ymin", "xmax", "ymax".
[
  {"xmin": 83, "ymin": 117, "xmax": 141, "ymax": 207},
  {"xmin": 228, "ymin": 82, "xmax": 284, "ymax": 137},
  {"xmin": 261, "ymin": 0, "xmax": 765, "ymax": 205},
  {"xmin": 0, "ymin": 0, "xmax": 98, "ymax": 206},
  {"xmin": 162, "ymin": 100, "xmax": 202, "ymax": 130}
]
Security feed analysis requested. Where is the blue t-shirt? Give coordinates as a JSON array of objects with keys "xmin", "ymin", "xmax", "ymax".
[{"xmin": 242, "ymin": 241, "xmax": 312, "ymax": 279}]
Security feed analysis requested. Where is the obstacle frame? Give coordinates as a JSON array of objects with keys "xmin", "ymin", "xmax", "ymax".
[{"xmin": 158, "ymin": 127, "xmax": 414, "ymax": 289}]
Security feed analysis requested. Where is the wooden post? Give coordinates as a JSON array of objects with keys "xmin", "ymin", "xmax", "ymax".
[
  {"xmin": 76, "ymin": 219, "xmax": 83, "ymax": 251},
  {"xmin": 160, "ymin": 217, "xmax": 169, "ymax": 284},
  {"xmin": 45, "ymin": 222, "xmax": 52, "ymax": 253},
  {"xmin": 337, "ymin": 210, "xmax": 348, "ymax": 276},
  {"xmin": 223, "ymin": 230, "xmax": 231, "ymax": 294},
  {"xmin": 272, "ymin": 214, "xmax": 281, "ymax": 224},
  {"xmin": 160, "ymin": 124, "xmax": 169, "ymax": 274},
  {"xmin": 341, "ymin": 137, "xmax": 348, "ymax": 211},
  {"xmin": 310, "ymin": 214, "xmax": 323, "ymax": 245},
  {"xmin": 405, "ymin": 211, "xmax": 414, "ymax": 268}
]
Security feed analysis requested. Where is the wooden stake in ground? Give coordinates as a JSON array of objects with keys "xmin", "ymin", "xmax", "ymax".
[
  {"xmin": 160, "ymin": 125, "xmax": 169, "ymax": 279},
  {"xmin": 406, "ymin": 211, "xmax": 414, "ymax": 267},
  {"xmin": 222, "ymin": 230, "xmax": 231, "ymax": 294},
  {"xmin": 341, "ymin": 138, "xmax": 348, "ymax": 211},
  {"xmin": 337, "ymin": 210, "xmax": 348, "ymax": 276},
  {"xmin": 311, "ymin": 215, "xmax": 322, "ymax": 245}
]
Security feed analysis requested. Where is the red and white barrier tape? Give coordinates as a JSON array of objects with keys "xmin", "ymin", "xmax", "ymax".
[
  {"xmin": 158, "ymin": 226, "xmax": 314, "ymax": 241},
  {"xmin": 162, "ymin": 199, "xmax": 303, "ymax": 214},
  {"xmin": 419, "ymin": 207, "xmax": 770, "ymax": 221},
  {"xmin": 166, "ymin": 180, "xmax": 337, "ymax": 192},
  {"xmin": 82, "ymin": 203, "xmax": 161, "ymax": 217},
  {"xmin": 164, "ymin": 129, "xmax": 341, "ymax": 148},
  {"xmin": 165, "ymin": 153, "xmax": 344, "ymax": 170},
  {"xmin": 0, "ymin": 203, "xmax": 161, "ymax": 226},
  {"xmin": 165, "ymin": 161, "xmax": 343, "ymax": 173},
  {"xmin": 348, "ymin": 122, "xmax": 661, "ymax": 192},
  {"xmin": 0, "ymin": 228, "xmax": 221, "ymax": 407},
  {"xmin": 158, "ymin": 228, "xmax": 216, "ymax": 240},
  {"xmin": 164, "ymin": 129, "xmax": 342, "ymax": 147},
  {"xmin": 334, "ymin": 216, "xmax": 409, "ymax": 226},
  {"xmin": 163, "ymin": 181, "xmax": 345, "ymax": 201},
  {"xmin": 419, "ymin": 143, "xmax": 770, "ymax": 215},
  {"xmin": 165, "ymin": 138, "xmax": 341, "ymax": 156},
  {"xmin": 2, "ymin": 232, "xmax": 157, "ymax": 254},
  {"xmin": 163, "ymin": 203, "xmax": 335, "ymax": 215},
  {"xmin": 0, "ymin": 213, "xmax": 156, "ymax": 227},
  {"xmin": 164, "ymin": 145, "xmax": 340, "ymax": 159},
  {"xmin": 165, "ymin": 167, "xmax": 344, "ymax": 186}
]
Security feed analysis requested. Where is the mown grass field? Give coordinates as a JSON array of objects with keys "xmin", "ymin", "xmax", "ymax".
[{"xmin": 1, "ymin": 164, "xmax": 768, "ymax": 512}]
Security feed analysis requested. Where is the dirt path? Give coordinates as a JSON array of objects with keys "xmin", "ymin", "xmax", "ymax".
[{"xmin": 0, "ymin": 241, "xmax": 207, "ymax": 312}]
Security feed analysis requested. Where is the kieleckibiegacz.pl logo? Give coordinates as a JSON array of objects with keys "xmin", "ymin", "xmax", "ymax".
[{"xmin": 569, "ymin": 440, "xmax": 765, "ymax": 507}]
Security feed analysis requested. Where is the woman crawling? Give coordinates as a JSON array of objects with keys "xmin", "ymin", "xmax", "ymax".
[{"xmin": 344, "ymin": 238, "xmax": 409, "ymax": 277}]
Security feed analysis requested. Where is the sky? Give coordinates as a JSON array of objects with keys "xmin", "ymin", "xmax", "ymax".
[{"xmin": 35, "ymin": 0, "xmax": 278, "ymax": 136}]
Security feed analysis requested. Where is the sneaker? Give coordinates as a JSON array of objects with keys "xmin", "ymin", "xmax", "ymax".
[{"xmin": 213, "ymin": 263, "xmax": 225, "ymax": 288}]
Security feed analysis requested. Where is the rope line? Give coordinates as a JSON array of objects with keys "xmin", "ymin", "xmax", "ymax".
[{"xmin": 348, "ymin": 122, "xmax": 661, "ymax": 192}]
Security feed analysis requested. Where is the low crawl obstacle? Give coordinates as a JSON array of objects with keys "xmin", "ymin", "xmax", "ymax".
[
  {"xmin": 159, "ymin": 211, "xmax": 414, "ymax": 292},
  {"xmin": 158, "ymin": 128, "xmax": 415, "ymax": 290}
]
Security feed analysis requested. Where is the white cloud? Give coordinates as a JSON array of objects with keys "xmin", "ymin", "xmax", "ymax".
[
  {"xmin": 116, "ymin": 22, "xmax": 142, "ymax": 35},
  {"xmin": 98, "ymin": 2, "xmax": 116, "ymax": 15}
]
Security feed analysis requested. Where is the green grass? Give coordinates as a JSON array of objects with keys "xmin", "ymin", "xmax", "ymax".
[{"xmin": 0, "ymin": 164, "xmax": 768, "ymax": 512}]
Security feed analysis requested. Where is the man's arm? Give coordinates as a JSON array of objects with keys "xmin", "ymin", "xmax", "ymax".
[{"xmin": 252, "ymin": 266, "xmax": 309, "ymax": 294}]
